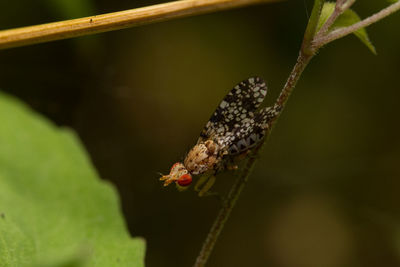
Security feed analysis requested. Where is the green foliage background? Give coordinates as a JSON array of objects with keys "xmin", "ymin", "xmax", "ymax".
[
  {"xmin": 0, "ymin": 93, "xmax": 145, "ymax": 266},
  {"xmin": 0, "ymin": 0, "xmax": 400, "ymax": 267}
]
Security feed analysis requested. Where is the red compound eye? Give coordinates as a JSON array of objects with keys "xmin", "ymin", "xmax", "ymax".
[{"xmin": 177, "ymin": 174, "xmax": 192, "ymax": 186}]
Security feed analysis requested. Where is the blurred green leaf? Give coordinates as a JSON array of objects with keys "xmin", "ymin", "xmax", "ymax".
[
  {"xmin": 316, "ymin": 2, "xmax": 336, "ymax": 32},
  {"xmin": 44, "ymin": 0, "xmax": 95, "ymax": 19},
  {"xmin": 0, "ymin": 93, "xmax": 145, "ymax": 267},
  {"xmin": 317, "ymin": 2, "xmax": 376, "ymax": 54},
  {"xmin": 43, "ymin": 0, "xmax": 100, "ymax": 58}
]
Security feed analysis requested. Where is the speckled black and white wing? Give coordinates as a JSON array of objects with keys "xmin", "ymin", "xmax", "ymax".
[
  {"xmin": 224, "ymin": 104, "xmax": 282, "ymax": 155},
  {"xmin": 199, "ymin": 77, "xmax": 268, "ymax": 143}
]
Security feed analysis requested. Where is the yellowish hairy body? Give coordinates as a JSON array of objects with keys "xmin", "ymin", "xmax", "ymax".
[
  {"xmin": 184, "ymin": 140, "xmax": 221, "ymax": 175},
  {"xmin": 160, "ymin": 140, "xmax": 222, "ymax": 191}
]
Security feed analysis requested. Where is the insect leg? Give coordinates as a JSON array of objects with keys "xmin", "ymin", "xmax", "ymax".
[
  {"xmin": 197, "ymin": 176, "xmax": 216, "ymax": 197},
  {"xmin": 194, "ymin": 175, "xmax": 209, "ymax": 192}
]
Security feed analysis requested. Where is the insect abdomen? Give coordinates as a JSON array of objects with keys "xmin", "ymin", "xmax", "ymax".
[{"xmin": 227, "ymin": 132, "xmax": 265, "ymax": 155}]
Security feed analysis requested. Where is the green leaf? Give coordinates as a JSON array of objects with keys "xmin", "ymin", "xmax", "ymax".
[
  {"xmin": 316, "ymin": 2, "xmax": 336, "ymax": 33},
  {"xmin": 317, "ymin": 2, "xmax": 376, "ymax": 54},
  {"xmin": 44, "ymin": 0, "xmax": 95, "ymax": 19},
  {"xmin": 303, "ymin": 0, "xmax": 325, "ymax": 52},
  {"xmin": 0, "ymin": 92, "xmax": 145, "ymax": 267}
]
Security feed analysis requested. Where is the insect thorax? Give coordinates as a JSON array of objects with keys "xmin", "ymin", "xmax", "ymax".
[{"xmin": 183, "ymin": 139, "xmax": 222, "ymax": 175}]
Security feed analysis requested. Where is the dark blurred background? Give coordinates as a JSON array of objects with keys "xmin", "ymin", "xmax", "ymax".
[{"xmin": 1, "ymin": 1, "xmax": 400, "ymax": 266}]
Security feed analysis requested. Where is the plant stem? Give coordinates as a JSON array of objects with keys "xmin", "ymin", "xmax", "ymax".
[
  {"xmin": 276, "ymin": 52, "xmax": 313, "ymax": 108},
  {"xmin": 193, "ymin": 1, "xmax": 325, "ymax": 266},
  {"xmin": 0, "ymin": 0, "xmax": 280, "ymax": 50},
  {"xmin": 193, "ymin": 1, "xmax": 400, "ymax": 264},
  {"xmin": 193, "ymin": 145, "xmax": 260, "ymax": 267},
  {"xmin": 313, "ymin": 0, "xmax": 400, "ymax": 48},
  {"xmin": 302, "ymin": 0, "xmax": 324, "ymax": 55},
  {"xmin": 341, "ymin": 0, "xmax": 356, "ymax": 11},
  {"xmin": 193, "ymin": 22, "xmax": 317, "ymax": 267},
  {"xmin": 193, "ymin": 52, "xmax": 314, "ymax": 267}
]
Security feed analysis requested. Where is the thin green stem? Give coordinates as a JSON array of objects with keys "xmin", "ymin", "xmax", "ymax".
[
  {"xmin": 302, "ymin": 0, "xmax": 324, "ymax": 55},
  {"xmin": 276, "ymin": 52, "xmax": 313, "ymax": 108},
  {"xmin": 193, "ymin": 146, "xmax": 260, "ymax": 267},
  {"xmin": 192, "ymin": 0, "xmax": 324, "ymax": 265},
  {"xmin": 193, "ymin": 26, "xmax": 317, "ymax": 267},
  {"xmin": 194, "ymin": 0, "xmax": 400, "ymax": 266},
  {"xmin": 342, "ymin": 0, "xmax": 356, "ymax": 11},
  {"xmin": 193, "ymin": 1, "xmax": 324, "ymax": 266},
  {"xmin": 193, "ymin": 51, "xmax": 314, "ymax": 267}
]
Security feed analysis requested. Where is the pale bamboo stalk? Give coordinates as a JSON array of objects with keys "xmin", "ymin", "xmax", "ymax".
[{"xmin": 0, "ymin": 0, "xmax": 279, "ymax": 50}]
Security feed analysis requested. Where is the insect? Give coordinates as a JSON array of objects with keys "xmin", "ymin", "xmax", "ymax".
[{"xmin": 160, "ymin": 77, "xmax": 281, "ymax": 196}]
